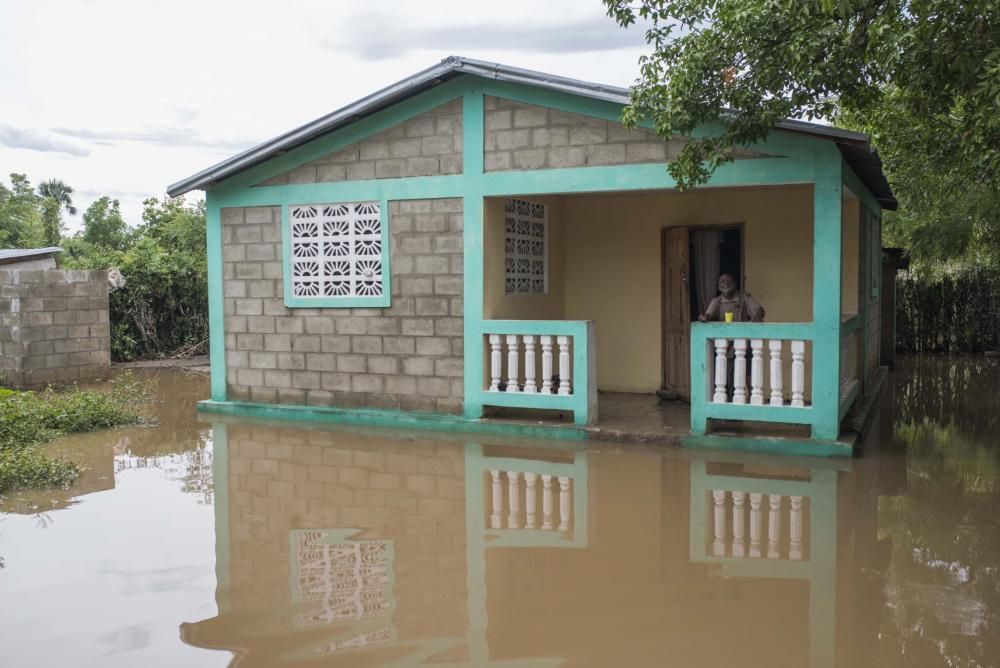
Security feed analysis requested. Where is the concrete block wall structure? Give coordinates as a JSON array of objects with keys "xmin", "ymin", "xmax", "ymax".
[
  {"xmin": 222, "ymin": 199, "xmax": 465, "ymax": 413},
  {"xmin": 223, "ymin": 425, "xmax": 468, "ymax": 638},
  {"xmin": 260, "ymin": 100, "xmax": 463, "ymax": 186},
  {"xmin": 0, "ymin": 269, "xmax": 111, "ymax": 387}
]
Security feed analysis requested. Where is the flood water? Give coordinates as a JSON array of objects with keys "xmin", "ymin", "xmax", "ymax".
[{"xmin": 1, "ymin": 355, "xmax": 998, "ymax": 667}]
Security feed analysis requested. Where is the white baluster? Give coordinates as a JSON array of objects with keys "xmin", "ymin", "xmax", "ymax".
[
  {"xmin": 791, "ymin": 340, "xmax": 806, "ymax": 407},
  {"xmin": 769, "ymin": 340, "xmax": 784, "ymax": 406},
  {"xmin": 490, "ymin": 470, "xmax": 502, "ymax": 529},
  {"xmin": 557, "ymin": 336, "xmax": 571, "ymax": 396},
  {"xmin": 789, "ymin": 495, "xmax": 803, "ymax": 560},
  {"xmin": 767, "ymin": 495, "xmax": 782, "ymax": 559},
  {"xmin": 524, "ymin": 473, "xmax": 538, "ymax": 529},
  {"xmin": 558, "ymin": 476, "xmax": 571, "ymax": 531},
  {"xmin": 733, "ymin": 339, "xmax": 748, "ymax": 404},
  {"xmin": 541, "ymin": 336, "xmax": 554, "ymax": 394},
  {"xmin": 713, "ymin": 339, "xmax": 729, "ymax": 403},
  {"xmin": 523, "ymin": 335, "xmax": 537, "ymax": 393},
  {"xmin": 489, "ymin": 335, "xmax": 502, "ymax": 392},
  {"xmin": 541, "ymin": 474, "xmax": 553, "ymax": 530},
  {"xmin": 749, "ymin": 493, "xmax": 763, "ymax": 558},
  {"xmin": 750, "ymin": 339, "xmax": 765, "ymax": 405},
  {"xmin": 505, "ymin": 335, "xmax": 520, "ymax": 392},
  {"xmin": 732, "ymin": 491, "xmax": 747, "ymax": 558},
  {"xmin": 712, "ymin": 490, "xmax": 727, "ymax": 557},
  {"xmin": 506, "ymin": 471, "xmax": 520, "ymax": 528}
]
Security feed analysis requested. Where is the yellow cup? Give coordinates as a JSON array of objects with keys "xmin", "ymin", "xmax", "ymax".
[{"xmin": 724, "ymin": 312, "xmax": 734, "ymax": 323}]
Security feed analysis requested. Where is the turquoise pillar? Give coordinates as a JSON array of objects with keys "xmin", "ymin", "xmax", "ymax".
[
  {"xmin": 462, "ymin": 88, "xmax": 486, "ymax": 419},
  {"xmin": 811, "ymin": 149, "xmax": 843, "ymax": 440}
]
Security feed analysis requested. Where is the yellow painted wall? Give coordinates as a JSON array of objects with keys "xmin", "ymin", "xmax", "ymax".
[
  {"xmin": 561, "ymin": 186, "xmax": 815, "ymax": 393},
  {"xmin": 483, "ymin": 195, "xmax": 566, "ymax": 320}
]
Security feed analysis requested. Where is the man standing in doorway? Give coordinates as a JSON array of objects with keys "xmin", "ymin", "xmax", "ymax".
[{"xmin": 698, "ymin": 273, "xmax": 765, "ymax": 323}]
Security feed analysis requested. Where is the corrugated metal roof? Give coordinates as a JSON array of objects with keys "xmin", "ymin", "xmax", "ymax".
[
  {"xmin": 167, "ymin": 56, "xmax": 895, "ymax": 209},
  {"xmin": 0, "ymin": 247, "xmax": 62, "ymax": 262}
]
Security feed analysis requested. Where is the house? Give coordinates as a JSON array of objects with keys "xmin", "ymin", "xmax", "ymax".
[
  {"xmin": 0, "ymin": 246, "xmax": 62, "ymax": 271},
  {"xmin": 167, "ymin": 57, "xmax": 896, "ymax": 457}
]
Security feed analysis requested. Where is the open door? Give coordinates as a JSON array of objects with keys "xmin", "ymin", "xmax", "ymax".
[{"xmin": 662, "ymin": 227, "xmax": 691, "ymax": 399}]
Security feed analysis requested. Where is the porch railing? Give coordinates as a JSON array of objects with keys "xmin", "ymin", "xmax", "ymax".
[
  {"xmin": 691, "ymin": 322, "xmax": 813, "ymax": 426},
  {"xmin": 481, "ymin": 320, "xmax": 597, "ymax": 425}
]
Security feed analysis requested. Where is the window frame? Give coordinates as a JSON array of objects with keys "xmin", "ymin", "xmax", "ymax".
[{"xmin": 281, "ymin": 198, "xmax": 392, "ymax": 308}]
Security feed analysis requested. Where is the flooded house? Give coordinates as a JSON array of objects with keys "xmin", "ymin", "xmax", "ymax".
[{"xmin": 166, "ymin": 57, "xmax": 896, "ymax": 457}]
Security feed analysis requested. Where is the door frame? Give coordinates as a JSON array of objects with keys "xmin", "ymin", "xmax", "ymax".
[{"xmin": 661, "ymin": 222, "xmax": 746, "ymax": 397}]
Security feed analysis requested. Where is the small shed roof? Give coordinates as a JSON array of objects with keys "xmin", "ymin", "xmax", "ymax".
[
  {"xmin": 167, "ymin": 56, "xmax": 896, "ymax": 210},
  {"xmin": 0, "ymin": 247, "xmax": 62, "ymax": 265}
]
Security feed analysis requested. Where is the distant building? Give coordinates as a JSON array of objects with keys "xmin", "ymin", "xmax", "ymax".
[{"xmin": 0, "ymin": 246, "xmax": 62, "ymax": 271}]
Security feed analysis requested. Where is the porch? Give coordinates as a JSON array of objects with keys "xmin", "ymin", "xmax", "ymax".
[{"xmin": 469, "ymin": 183, "xmax": 880, "ymax": 456}]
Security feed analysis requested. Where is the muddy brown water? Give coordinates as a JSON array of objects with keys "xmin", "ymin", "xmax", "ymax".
[{"xmin": 1, "ymin": 356, "xmax": 998, "ymax": 667}]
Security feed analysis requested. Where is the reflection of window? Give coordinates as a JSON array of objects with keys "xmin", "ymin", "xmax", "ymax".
[
  {"xmin": 504, "ymin": 198, "xmax": 546, "ymax": 295},
  {"xmin": 288, "ymin": 202, "xmax": 388, "ymax": 306},
  {"xmin": 291, "ymin": 530, "xmax": 394, "ymax": 628}
]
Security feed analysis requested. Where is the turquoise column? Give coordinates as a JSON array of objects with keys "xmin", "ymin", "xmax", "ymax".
[
  {"xmin": 811, "ymin": 149, "xmax": 843, "ymax": 440},
  {"xmin": 462, "ymin": 87, "xmax": 486, "ymax": 419},
  {"xmin": 212, "ymin": 423, "xmax": 231, "ymax": 614},
  {"xmin": 205, "ymin": 195, "xmax": 227, "ymax": 402}
]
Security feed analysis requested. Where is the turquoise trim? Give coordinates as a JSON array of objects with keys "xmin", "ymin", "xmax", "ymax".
[
  {"xmin": 211, "ymin": 423, "xmax": 230, "ymax": 613},
  {"xmin": 280, "ymin": 197, "xmax": 392, "ymax": 309},
  {"xmin": 205, "ymin": 198, "xmax": 226, "ymax": 401},
  {"xmin": 692, "ymin": 321, "xmax": 814, "ymax": 339},
  {"xmin": 462, "ymin": 88, "xmax": 486, "ymax": 421},
  {"xmin": 197, "ymin": 398, "xmax": 587, "ymax": 441},
  {"xmin": 214, "ymin": 175, "xmax": 463, "ymax": 208},
  {"xmin": 682, "ymin": 432, "xmax": 854, "ymax": 457},
  {"xmin": 811, "ymin": 146, "xmax": 844, "ymax": 440}
]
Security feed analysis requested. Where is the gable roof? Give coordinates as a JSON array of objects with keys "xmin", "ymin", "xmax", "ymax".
[
  {"xmin": 0, "ymin": 247, "xmax": 62, "ymax": 265},
  {"xmin": 167, "ymin": 56, "xmax": 896, "ymax": 210}
]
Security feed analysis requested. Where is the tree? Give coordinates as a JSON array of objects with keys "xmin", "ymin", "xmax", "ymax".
[
  {"xmin": 0, "ymin": 174, "xmax": 44, "ymax": 249},
  {"xmin": 36, "ymin": 179, "xmax": 77, "ymax": 246},
  {"xmin": 603, "ymin": 0, "xmax": 1000, "ymax": 194},
  {"xmin": 82, "ymin": 196, "xmax": 130, "ymax": 251}
]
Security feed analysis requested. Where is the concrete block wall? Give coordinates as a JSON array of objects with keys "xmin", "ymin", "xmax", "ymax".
[
  {"xmin": 484, "ymin": 95, "xmax": 687, "ymax": 172},
  {"xmin": 0, "ymin": 269, "xmax": 111, "ymax": 387},
  {"xmin": 259, "ymin": 100, "xmax": 463, "ymax": 186},
  {"xmin": 225, "ymin": 424, "xmax": 467, "ymax": 638},
  {"xmin": 222, "ymin": 198, "xmax": 464, "ymax": 413}
]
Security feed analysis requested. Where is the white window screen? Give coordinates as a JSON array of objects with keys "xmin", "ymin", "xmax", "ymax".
[
  {"xmin": 290, "ymin": 202, "xmax": 383, "ymax": 299},
  {"xmin": 504, "ymin": 198, "xmax": 546, "ymax": 295}
]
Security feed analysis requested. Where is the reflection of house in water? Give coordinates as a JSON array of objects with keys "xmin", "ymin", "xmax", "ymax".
[{"xmin": 183, "ymin": 409, "xmax": 897, "ymax": 667}]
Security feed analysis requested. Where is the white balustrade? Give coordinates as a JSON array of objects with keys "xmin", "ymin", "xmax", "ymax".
[
  {"xmin": 487, "ymin": 470, "xmax": 575, "ymax": 534},
  {"xmin": 707, "ymin": 491, "xmax": 808, "ymax": 561},
  {"xmin": 708, "ymin": 336, "xmax": 809, "ymax": 409},
  {"xmin": 486, "ymin": 331, "xmax": 576, "ymax": 396}
]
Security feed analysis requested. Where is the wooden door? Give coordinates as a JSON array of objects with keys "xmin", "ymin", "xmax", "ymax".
[{"xmin": 662, "ymin": 227, "xmax": 691, "ymax": 399}]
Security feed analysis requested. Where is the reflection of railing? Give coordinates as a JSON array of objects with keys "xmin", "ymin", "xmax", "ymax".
[
  {"xmin": 481, "ymin": 320, "xmax": 597, "ymax": 425},
  {"xmin": 691, "ymin": 322, "xmax": 813, "ymax": 426},
  {"xmin": 465, "ymin": 443, "xmax": 588, "ymax": 548},
  {"xmin": 488, "ymin": 470, "xmax": 573, "ymax": 532},
  {"xmin": 708, "ymin": 491, "xmax": 807, "ymax": 560}
]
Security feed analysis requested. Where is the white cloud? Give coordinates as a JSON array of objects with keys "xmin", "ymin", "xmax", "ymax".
[{"xmin": 0, "ymin": 0, "xmax": 649, "ymax": 230}]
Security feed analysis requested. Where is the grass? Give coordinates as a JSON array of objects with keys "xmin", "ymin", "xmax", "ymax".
[{"xmin": 0, "ymin": 377, "xmax": 144, "ymax": 494}]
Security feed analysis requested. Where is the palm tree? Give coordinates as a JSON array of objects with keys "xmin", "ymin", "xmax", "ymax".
[{"xmin": 37, "ymin": 179, "xmax": 77, "ymax": 216}]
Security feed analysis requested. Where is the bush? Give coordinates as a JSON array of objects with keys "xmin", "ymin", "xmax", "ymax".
[{"xmin": 0, "ymin": 378, "xmax": 144, "ymax": 493}]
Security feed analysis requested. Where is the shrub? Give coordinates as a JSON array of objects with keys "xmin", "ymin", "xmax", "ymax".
[{"xmin": 0, "ymin": 378, "xmax": 144, "ymax": 493}]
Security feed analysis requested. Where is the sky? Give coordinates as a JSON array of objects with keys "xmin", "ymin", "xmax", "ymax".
[{"xmin": 0, "ymin": 0, "xmax": 652, "ymax": 233}]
